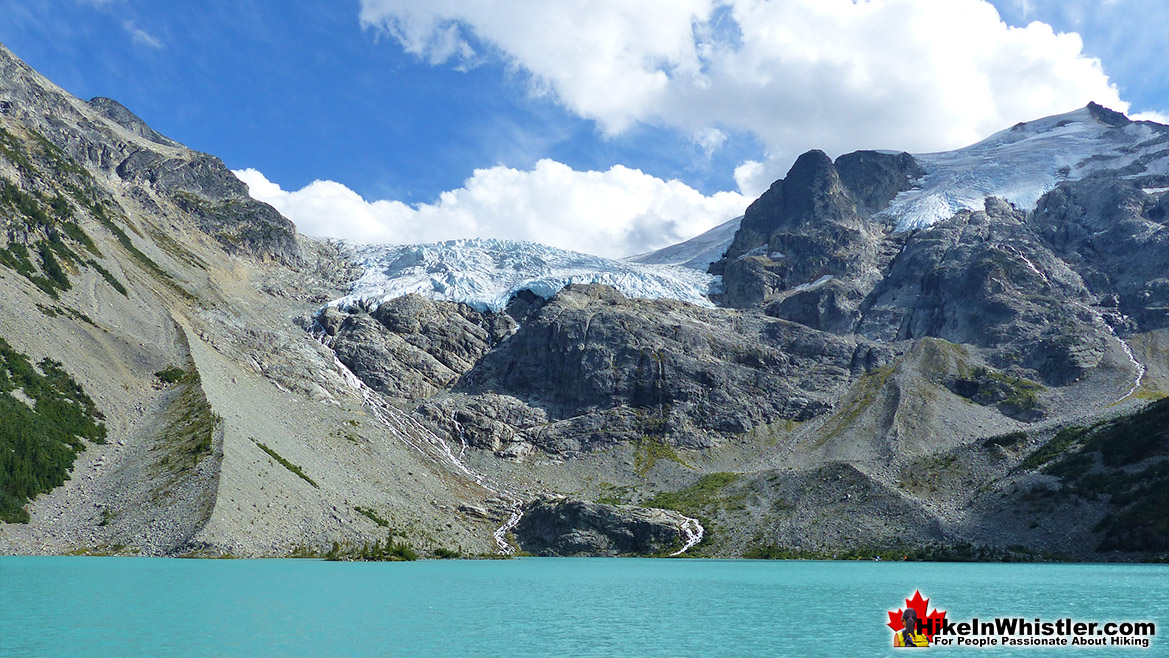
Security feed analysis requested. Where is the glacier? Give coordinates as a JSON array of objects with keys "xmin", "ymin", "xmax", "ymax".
[
  {"xmin": 324, "ymin": 105, "xmax": 1167, "ymax": 314},
  {"xmin": 882, "ymin": 105, "xmax": 1169, "ymax": 231},
  {"xmin": 330, "ymin": 238, "xmax": 724, "ymax": 313}
]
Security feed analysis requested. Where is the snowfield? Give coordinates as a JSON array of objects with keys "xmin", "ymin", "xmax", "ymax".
[
  {"xmin": 626, "ymin": 215, "xmax": 742, "ymax": 271},
  {"xmin": 882, "ymin": 106, "xmax": 1169, "ymax": 231}
]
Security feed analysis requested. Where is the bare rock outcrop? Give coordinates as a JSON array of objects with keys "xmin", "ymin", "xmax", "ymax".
[{"xmin": 513, "ymin": 498, "xmax": 689, "ymax": 556}]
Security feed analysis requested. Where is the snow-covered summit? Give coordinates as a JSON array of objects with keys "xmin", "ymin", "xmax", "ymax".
[
  {"xmin": 330, "ymin": 238, "xmax": 722, "ymax": 313},
  {"xmin": 883, "ymin": 104, "xmax": 1169, "ymax": 231}
]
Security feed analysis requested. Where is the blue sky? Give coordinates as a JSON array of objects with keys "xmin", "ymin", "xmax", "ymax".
[{"xmin": 1, "ymin": 0, "xmax": 1165, "ymax": 257}]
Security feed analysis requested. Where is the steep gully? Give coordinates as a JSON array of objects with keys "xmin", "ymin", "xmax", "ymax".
[
  {"xmin": 1069, "ymin": 301, "xmax": 1147, "ymax": 404},
  {"xmin": 311, "ymin": 330, "xmax": 704, "ymax": 555},
  {"xmin": 993, "ymin": 243, "xmax": 1145, "ymax": 403}
]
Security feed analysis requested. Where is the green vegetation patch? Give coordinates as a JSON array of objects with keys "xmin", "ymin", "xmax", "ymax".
[
  {"xmin": 818, "ymin": 366, "xmax": 894, "ymax": 442},
  {"xmin": 742, "ymin": 544, "xmax": 824, "ymax": 559},
  {"xmin": 633, "ymin": 436, "xmax": 690, "ymax": 476},
  {"xmin": 644, "ymin": 472, "xmax": 742, "ymax": 513},
  {"xmin": 287, "ymin": 545, "xmax": 324, "ymax": 558},
  {"xmin": 354, "ymin": 505, "xmax": 391, "ymax": 528},
  {"xmin": 88, "ymin": 200, "xmax": 197, "ymax": 302},
  {"xmin": 1131, "ymin": 388, "xmax": 1168, "ymax": 401},
  {"xmin": 742, "ymin": 540, "xmax": 1070, "ymax": 562},
  {"xmin": 0, "ymin": 127, "xmax": 36, "ymax": 174},
  {"xmin": 0, "ymin": 177, "xmax": 125, "ymax": 300},
  {"xmin": 90, "ymin": 203, "xmax": 157, "ymax": 271},
  {"xmin": 325, "ymin": 537, "xmax": 418, "ymax": 562},
  {"xmin": 950, "ymin": 366, "xmax": 1044, "ymax": 414},
  {"xmin": 154, "ymin": 366, "xmax": 218, "ymax": 474},
  {"xmin": 1037, "ymin": 398, "xmax": 1169, "ymax": 553},
  {"xmin": 1, "ymin": 126, "xmax": 93, "ymax": 188},
  {"xmin": 1, "ymin": 243, "xmax": 65, "ymax": 299},
  {"xmin": 35, "ymin": 303, "xmax": 99, "ymax": 328},
  {"xmin": 594, "ymin": 482, "xmax": 635, "ymax": 506},
  {"xmin": 1018, "ymin": 426, "xmax": 1086, "ymax": 471},
  {"xmin": 255, "ymin": 441, "xmax": 318, "ymax": 488},
  {"xmin": 0, "ymin": 337, "xmax": 106, "ymax": 523},
  {"xmin": 983, "ymin": 431, "xmax": 1027, "ymax": 450},
  {"xmin": 86, "ymin": 260, "xmax": 127, "ymax": 296},
  {"xmin": 37, "ymin": 242, "xmax": 70, "ymax": 292},
  {"xmin": 1, "ymin": 178, "xmax": 52, "ymax": 226},
  {"xmin": 0, "ymin": 132, "xmax": 139, "ymax": 300},
  {"xmin": 145, "ymin": 224, "xmax": 208, "ymax": 271},
  {"xmin": 61, "ymin": 222, "xmax": 100, "ymax": 256},
  {"xmin": 900, "ymin": 453, "xmax": 961, "ymax": 494},
  {"xmin": 154, "ymin": 366, "xmax": 187, "ymax": 384}
]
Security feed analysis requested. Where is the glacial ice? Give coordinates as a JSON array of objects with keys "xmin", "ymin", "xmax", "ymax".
[
  {"xmin": 882, "ymin": 106, "xmax": 1169, "ymax": 231},
  {"xmin": 330, "ymin": 238, "xmax": 723, "ymax": 313}
]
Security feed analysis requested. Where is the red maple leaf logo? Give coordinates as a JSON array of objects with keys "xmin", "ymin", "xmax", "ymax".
[{"xmin": 887, "ymin": 590, "xmax": 947, "ymax": 641}]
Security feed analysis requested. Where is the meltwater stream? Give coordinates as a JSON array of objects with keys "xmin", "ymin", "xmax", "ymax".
[
  {"xmin": 1071, "ymin": 302, "xmax": 1147, "ymax": 403},
  {"xmin": 314, "ymin": 332, "xmax": 524, "ymax": 553}
]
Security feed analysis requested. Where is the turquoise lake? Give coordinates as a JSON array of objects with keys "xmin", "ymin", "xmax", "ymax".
[{"xmin": 1, "ymin": 557, "xmax": 1165, "ymax": 657}]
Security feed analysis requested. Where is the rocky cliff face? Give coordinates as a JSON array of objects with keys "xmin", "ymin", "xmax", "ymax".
[
  {"xmin": 711, "ymin": 149, "xmax": 921, "ymax": 309},
  {"xmin": 324, "ymin": 283, "xmax": 876, "ymax": 458},
  {"xmin": 513, "ymin": 498, "xmax": 692, "ymax": 556},
  {"xmin": 2, "ymin": 42, "xmax": 1166, "ymax": 561},
  {"xmin": 710, "ymin": 121, "xmax": 1168, "ymax": 397},
  {"xmin": 314, "ymin": 109, "xmax": 1167, "ymax": 558}
]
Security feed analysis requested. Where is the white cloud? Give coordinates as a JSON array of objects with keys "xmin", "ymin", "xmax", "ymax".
[
  {"xmin": 359, "ymin": 0, "xmax": 1130, "ymax": 189},
  {"xmin": 1132, "ymin": 110, "xmax": 1169, "ymax": 125},
  {"xmin": 733, "ymin": 159, "xmax": 783, "ymax": 200},
  {"xmin": 234, "ymin": 162, "xmax": 746, "ymax": 259},
  {"xmin": 123, "ymin": 20, "xmax": 162, "ymax": 49},
  {"xmin": 693, "ymin": 127, "xmax": 728, "ymax": 158},
  {"xmin": 360, "ymin": 0, "xmax": 715, "ymax": 135}
]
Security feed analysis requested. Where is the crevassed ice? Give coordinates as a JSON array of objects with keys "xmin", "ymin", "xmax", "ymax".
[
  {"xmin": 330, "ymin": 238, "xmax": 722, "ymax": 312},
  {"xmin": 881, "ymin": 107, "xmax": 1169, "ymax": 231}
]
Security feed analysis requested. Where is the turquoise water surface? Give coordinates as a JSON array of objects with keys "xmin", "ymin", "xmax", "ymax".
[{"xmin": 1, "ymin": 557, "xmax": 1165, "ymax": 657}]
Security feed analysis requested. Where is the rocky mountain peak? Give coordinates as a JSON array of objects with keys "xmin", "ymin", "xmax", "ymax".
[
  {"xmin": 730, "ymin": 149, "xmax": 855, "ymax": 250},
  {"xmin": 782, "ymin": 149, "xmax": 841, "ymax": 204},
  {"xmin": 1086, "ymin": 101, "xmax": 1131, "ymax": 127},
  {"xmin": 835, "ymin": 150, "xmax": 925, "ymax": 217},
  {"xmin": 0, "ymin": 43, "xmax": 302, "ymax": 266},
  {"xmin": 719, "ymin": 146, "xmax": 924, "ymax": 271}
]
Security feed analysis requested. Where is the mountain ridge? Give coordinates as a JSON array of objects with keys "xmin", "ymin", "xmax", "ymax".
[{"xmin": 2, "ymin": 42, "xmax": 1166, "ymax": 561}]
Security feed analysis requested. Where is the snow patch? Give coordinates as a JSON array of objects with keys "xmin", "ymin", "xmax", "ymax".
[{"xmin": 790, "ymin": 275, "xmax": 834, "ymax": 293}]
